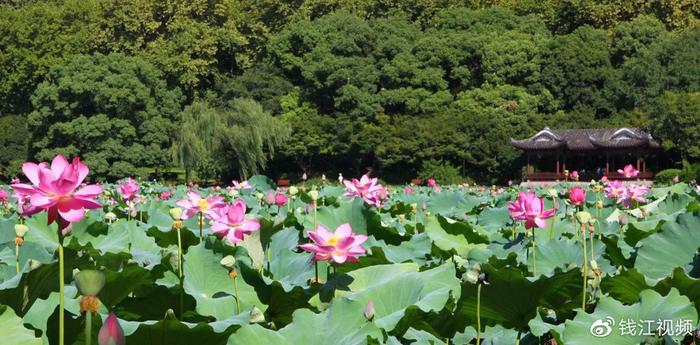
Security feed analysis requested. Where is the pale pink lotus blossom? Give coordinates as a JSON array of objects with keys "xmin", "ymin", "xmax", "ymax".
[
  {"xmin": 623, "ymin": 184, "xmax": 649, "ymax": 208},
  {"xmin": 344, "ymin": 174, "xmax": 388, "ymax": 206},
  {"xmin": 618, "ymin": 164, "xmax": 639, "ymax": 178},
  {"xmin": 117, "ymin": 177, "xmax": 140, "ymax": 201},
  {"xmin": 160, "ymin": 191, "xmax": 171, "ymax": 200},
  {"xmin": 508, "ymin": 192, "xmax": 555, "ymax": 229},
  {"xmin": 210, "ymin": 200, "xmax": 260, "ymax": 244},
  {"xmin": 0, "ymin": 189, "xmax": 8, "ymax": 205},
  {"xmin": 231, "ymin": 180, "xmax": 252, "ymax": 190},
  {"xmin": 11, "ymin": 155, "xmax": 103, "ymax": 229},
  {"xmin": 508, "ymin": 180, "xmax": 513, "ymax": 187},
  {"xmin": 176, "ymin": 191, "xmax": 225, "ymax": 220},
  {"xmin": 604, "ymin": 180, "xmax": 626, "ymax": 201},
  {"xmin": 570, "ymin": 171, "xmax": 579, "ymax": 181},
  {"xmin": 673, "ymin": 175, "xmax": 680, "ymax": 183},
  {"xmin": 403, "ymin": 186, "xmax": 414, "ymax": 194},
  {"xmin": 299, "ymin": 223, "xmax": 367, "ymax": 263}
]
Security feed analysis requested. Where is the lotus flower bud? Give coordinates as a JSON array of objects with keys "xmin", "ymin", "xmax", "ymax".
[
  {"xmin": 308, "ymin": 190, "xmax": 319, "ymax": 201},
  {"xmin": 14, "ymin": 224, "xmax": 29, "ymax": 237},
  {"xmin": 98, "ymin": 312, "xmax": 125, "ymax": 345},
  {"xmin": 75, "ymin": 269, "xmax": 105, "ymax": 296},
  {"xmin": 289, "ymin": 186, "xmax": 299, "ymax": 196},
  {"xmin": 220, "ymin": 255, "xmax": 236, "ymax": 268},
  {"xmin": 364, "ymin": 300, "xmax": 375, "ymax": 321},
  {"xmin": 575, "ymin": 211, "xmax": 592, "ymax": 224},
  {"xmin": 105, "ymin": 212, "xmax": 117, "ymax": 222},
  {"xmin": 619, "ymin": 213, "xmax": 628, "ymax": 225},
  {"xmin": 169, "ymin": 207, "xmax": 183, "ymax": 220},
  {"xmin": 595, "ymin": 200, "xmax": 603, "ymax": 209},
  {"xmin": 250, "ymin": 307, "xmax": 265, "ymax": 323}
]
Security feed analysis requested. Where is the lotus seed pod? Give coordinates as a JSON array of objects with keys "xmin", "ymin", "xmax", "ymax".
[
  {"xmin": 595, "ymin": 200, "xmax": 603, "ymax": 209},
  {"xmin": 547, "ymin": 189, "xmax": 558, "ymax": 198},
  {"xmin": 75, "ymin": 269, "xmax": 106, "ymax": 296},
  {"xmin": 250, "ymin": 307, "xmax": 265, "ymax": 323},
  {"xmin": 289, "ymin": 186, "xmax": 299, "ymax": 196},
  {"xmin": 464, "ymin": 269, "xmax": 479, "ymax": 284},
  {"xmin": 229, "ymin": 189, "xmax": 239, "ymax": 197},
  {"xmin": 220, "ymin": 255, "xmax": 236, "ymax": 268},
  {"xmin": 575, "ymin": 211, "xmax": 591, "ymax": 224},
  {"xmin": 256, "ymin": 192, "xmax": 264, "ymax": 200},
  {"xmin": 14, "ymin": 224, "xmax": 29, "ymax": 237},
  {"xmin": 308, "ymin": 190, "xmax": 319, "ymax": 201},
  {"xmin": 105, "ymin": 212, "xmax": 117, "ymax": 222},
  {"xmin": 169, "ymin": 207, "xmax": 183, "ymax": 220}
]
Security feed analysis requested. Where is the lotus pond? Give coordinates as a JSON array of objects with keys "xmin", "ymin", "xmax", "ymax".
[{"xmin": 1, "ymin": 172, "xmax": 700, "ymax": 345}]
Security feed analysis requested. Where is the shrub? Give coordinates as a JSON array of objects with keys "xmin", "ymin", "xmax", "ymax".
[
  {"xmin": 418, "ymin": 159, "xmax": 464, "ymax": 185},
  {"xmin": 655, "ymin": 169, "xmax": 682, "ymax": 184}
]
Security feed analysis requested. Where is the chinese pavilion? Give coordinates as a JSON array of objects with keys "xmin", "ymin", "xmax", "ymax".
[{"xmin": 511, "ymin": 127, "xmax": 661, "ymax": 181}]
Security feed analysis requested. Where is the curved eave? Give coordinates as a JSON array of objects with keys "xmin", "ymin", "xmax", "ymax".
[
  {"xmin": 510, "ymin": 138, "xmax": 566, "ymax": 151},
  {"xmin": 589, "ymin": 137, "xmax": 652, "ymax": 149}
]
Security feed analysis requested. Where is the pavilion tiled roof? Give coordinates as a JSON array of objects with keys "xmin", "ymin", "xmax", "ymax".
[{"xmin": 511, "ymin": 127, "xmax": 660, "ymax": 151}]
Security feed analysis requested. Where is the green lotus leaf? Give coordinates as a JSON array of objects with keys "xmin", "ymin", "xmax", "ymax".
[
  {"xmin": 0, "ymin": 305, "xmax": 42, "ymax": 345},
  {"xmin": 561, "ymin": 288, "xmax": 698, "ymax": 345}
]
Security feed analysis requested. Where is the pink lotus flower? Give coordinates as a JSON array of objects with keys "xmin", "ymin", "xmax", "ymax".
[
  {"xmin": 618, "ymin": 164, "xmax": 639, "ymax": 178},
  {"xmin": 231, "ymin": 180, "xmax": 252, "ymax": 190},
  {"xmin": 160, "ymin": 191, "xmax": 171, "ymax": 200},
  {"xmin": 176, "ymin": 191, "xmax": 225, "ymax": 220},
  {"xmin": 427, "ymin": 178, "xmax": 436, "ymax": 187},
  {"xmin": 604, "ymin": 180, "xmax": 626, "ymax": 201},
  {"xmin": 265, "ymin": 190, "xmax": 276, "ymax": 204},
  {"xmin": 98, "ymin": 312, "xmax": 125, "ymax": 345},
  {"xmin": 302, "ymin": 172, "xmax": 308, "ymax": 181},
  {"xmin": 10, "ymin": 178, "xmax": 19, "ymax": 184},
  {"xmin": 508, "ymin": 180, "xmax": 513, "ymax": 187},
  {"xmin": 344, "ymin": 174, "xmax": 388, "ymax": 206},
  {"xmin": 364, "ymin": 300, "xmax": 375, "ymax": 320},
  {"xmin": 568, "ymin": 187, "xmax": 586, "ymax": 206},
  {"xmin": 508, "ymin": 192, "xmax": 555, "ymax": 229},
  {"xmin": 0, "ymin": 189, "xmax": 7, "ymax": 205},
  {"xmin": 571, "ymin": 171, "xmax": 579, "ymax": 181},
  {"xmin": 601, "ymin": 176, "xmax": 608, "ymax": 183},
  {"xmin": 624, "ymin": 184, "xmax": 649, "ymax": 208},
  {"xmin": 673, "ymin": 175, "xmax": 680, "ymax": 183},
  {"xmin": 403, "ymin": 186, "xmax": 414, "ymax": 194},
  {"xmin": 299, "ymin": 223, "xmax": 367, "ymax": 263},
  {"xmin": 274, "ymin": 193, "xmax": 287, "ymax": 206},
  {"xmin": 116, "ymin": 177, "xmax": 139, "ymax": 201},
  {"xmin": 210, "ymin": 200, "xmax": 260, "ymax": 244},
  {"xmin": 11, "ymin": 155, "xmax": 103, "ymax": 229}
]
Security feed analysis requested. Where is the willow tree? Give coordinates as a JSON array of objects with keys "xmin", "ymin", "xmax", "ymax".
[{"xmin": 172, "ymin": 98, "xmax": 290, "ymax": 181}]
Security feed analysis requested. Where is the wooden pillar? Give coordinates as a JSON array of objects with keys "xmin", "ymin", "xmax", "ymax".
[
  {"xmin": 605, "ymin": 153, "xmax": 609, "ymax": 174},
  {"xmin": 643, "ymin": 159, "xmax": 647, "ymax": 173},
  {"xmin": 526, "ymin": 153, "xmax": 531, "ymax": 175},
  {"xmin": 636, "ymin": 153, "xmax": 641, "ymax": 172},
  {"xmin": 562, "ymin": 155, "xmax": 566, "ymax": 173},
  {"xmin": 556, "ymin": 154, "xmax": 560, "ymax": 174}
]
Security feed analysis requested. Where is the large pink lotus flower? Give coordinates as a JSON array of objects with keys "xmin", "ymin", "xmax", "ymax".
[
  {"xmin": 618, "ymin": 164, "xmax": 639, "ymax": 178},
  {"xmin": 274, "ymin": 193, "xmax": 287, "ymax": 206},
  {"xmin": 620, "ymin": 184, "xmax": 649, "ymax": 208},
  {"xmin": 299, "ymin": 223, "xmax": 367, "ymax": 263},
  {"xmin": 568, "ymin": 187, "xmax": 586, "ymax": 206},
  {"xmin": 176, "ymin": 191, "xmax": 225, "ymax": 220},
  {"xmin": 98, "ymin": 312, "xmax": 125, "ymax": 345},
  {"xmin": 210, "ymin": 200, "xmax": 260, "ymax": 244},
  {"xmin": 604, "ymin": 180, "xmax": 626, "ymax": 201},
  {"xmin": 11, "ymin": 155, "xmax": 103, "ymax": 229},
  {"xmin": 508, "ymin": 192, "xmax": 555, "ymax": 229}
]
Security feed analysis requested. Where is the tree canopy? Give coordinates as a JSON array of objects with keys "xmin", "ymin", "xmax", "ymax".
[{"xmin": 1, "ymin": 0, "xmax": 699, "ymax": 182}]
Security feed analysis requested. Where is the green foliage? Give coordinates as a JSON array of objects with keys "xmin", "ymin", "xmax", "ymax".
[
  {"xmin": 171, "ymin": 99, "xmax": 290, "ymax": 180},
  {"xmin": 417, "ymin": 159, "xmax": 463, "ymax": 185},
  {"xmin": 655, "ymin": 169, "xmax": 683, "ymax": 184},
  {"xmin": 27, "ymin": 53, "xmax": 183, "ymax": 180},
  {"xmin": 0, "ymin": 115, "xmax": 28, "ymax": 176},
  {"xmin": 650, "ymin": 91, "xmax": 700, "ymax": 161}
]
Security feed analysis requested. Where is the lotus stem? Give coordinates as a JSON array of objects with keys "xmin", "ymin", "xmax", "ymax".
[
  {"xmin": 85, "ymin": 310, "xmax": 92, "ymax": 345},
  {"xmin": 549, "ymin": 200, "xmax": 556, "ymax": 240},
  {"xmin": 176, "ymin": 225, "xmax": 184, "ymax": 318},
  {"xmin": 233, "ymin": 274, "xmax": 241, "ymax": 314},
  {"xmin": 198, "ymin": 212, "xmax": 203, "ymax": 242},
  {"xmin": 589, "ymin": 226, "xmax": 595, "ymax": 263},
  {"xmin": 15, "ymin": 242, "xmax": 20, "ymax": 274},
  {"xmin": 515, "ymin": 330, "xmax": 521, "ymax": 345},
  {"xmin": 532, "ymin": 229, "xmax": 537, "ymax": 277},
  {"xmin": 476, "ymin": 283, "xmax": 482, "ymax": 345},
  {"xmin": 58, "ymin": 240, "xmax": 65, "ymax": 345},
  {"xmin": 512, "ymin": 224, "xmax": 516, "ymax": 241},
  {"xmin": 581, "ymin": 223, "xmax": 587, "ymax": 310}
]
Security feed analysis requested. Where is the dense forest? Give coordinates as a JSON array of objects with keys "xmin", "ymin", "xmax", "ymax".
[{"xmin": 1, "ymin": 0, "xmax": 699, "ymax": 183}]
